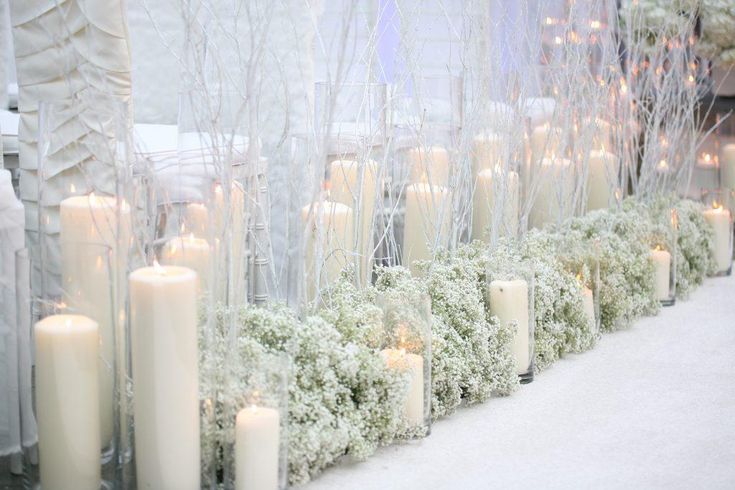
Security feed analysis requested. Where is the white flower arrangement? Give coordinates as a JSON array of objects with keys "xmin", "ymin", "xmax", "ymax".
[
  {"xmin": 197, "ymin": 196, "xmax": 717, "ymax": 486},
  {"xmin": 619, "ymin": 0, "xmax": 699, "ymax": 55},
  {"xmin": 696, "ymin": 0, "xmax": 735, "ymax": 67}
]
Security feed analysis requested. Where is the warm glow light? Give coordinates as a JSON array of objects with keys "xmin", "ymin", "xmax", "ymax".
[
  {"xmin": 590, "ymin": 20, "xmax": 601, "ymax": 29},
  {"xmin": 554, "ymin": 36, "xmax": 563, "ymax": 45},
  {"xmin": 153, "ymin": 260, "xmax": 167, "ymax": 275},
  {"xmin": 70, "ymin": 183, "xmax": 76, "ymax": 193}
]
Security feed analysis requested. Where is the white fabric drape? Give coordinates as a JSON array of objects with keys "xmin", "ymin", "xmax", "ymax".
[{"xmin": 0, "ymin": 169, "xmax": 35, "ymax": 464}]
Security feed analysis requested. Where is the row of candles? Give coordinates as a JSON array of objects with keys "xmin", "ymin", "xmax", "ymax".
[
  {"xmin": 32, "ymin": 128, "xmax": 735, "ymax": 490},
  {"xmin": 303, "ymin": 119, "xmax": 619, "ymax": 295},
  {"xmin": 36, "ymin": 190, "xmax": 279, "ymax": 490}
]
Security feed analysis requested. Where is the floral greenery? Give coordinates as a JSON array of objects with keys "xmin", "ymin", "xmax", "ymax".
[
  {"xmin": 618, "ymin": 0, "xmax": 699, "ymax": 54},
  {"xmin": 696, "ymin": 0, "xmax": 735, "ymax": 67},
  {"xmin": 200, "ymin": 302, "xmax": 409, "ymax": 486},
  {"xmin": 199, "ymin": 196, "xmax": 717, "ymax": 485},
  {"xmin": 490, "ymin": 231, "xmax": 597, "ymax": 372}
]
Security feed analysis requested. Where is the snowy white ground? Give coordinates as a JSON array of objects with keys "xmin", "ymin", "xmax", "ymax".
[{"xmin": 305, "ymin": 274, "xmax": 735, "ymax": 489}]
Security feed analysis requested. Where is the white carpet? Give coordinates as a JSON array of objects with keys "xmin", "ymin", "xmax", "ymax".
[{"xmin": 305, "ymin": 274, "xmax": 735, "ymax": 489}]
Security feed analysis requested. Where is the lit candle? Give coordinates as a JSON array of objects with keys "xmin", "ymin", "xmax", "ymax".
[
  {"xmin": 60, "ymin": 193, "xmax": 130, "ymax": 449},
  {"xmin": 35, "ymin": 314, "xmax": 100, "ymax": 490},
  {"xmin": 530, "ymin": 124, "xmax": 562, "ymax": 163},
  {"xmin": 472, "ymin": 132, "xmax": 502, "ymax": 173},
  {"xmin": 720, "ymin": 144, "xmax": 735, "ymax": 191},
  {"xmin": 381, "ymin": 348, "xmax": 424, "ymax": 426},
  {"xmin": 650, "ymin": 247, "xmax": 671, "ymax": 301},
  {"xmin": 301, "ymin": 201, "xmax": 354, "ymax": 301},
  {"xmin": 530, "ymin": 157, "xmax": 574, "ymax": 229},
  {"xmin": 703, "ymin": 204, "xmax": 733, "ymax": 274},
  {"xmin": 586, "ymin": 149, "xmax": 618, "ymax": 211},
  {"xmin": 403, "ymin": 183, "xmax": 451, "ymax": 274},
  {"xmin": 472, "ymin": 168, "xmax": 519, "ymax": 241},
  {"xmin": 235, "ymin": 405, "xmax": 280, "ymax": 490},
  {"xmin": 160, "ymin": 234, "xmax": 211, "ymax": 293},
  {"xmin": 488, "ymin": 279, "xmax": 531, "ymax": 376},
  {"xmin": 329, "ymin": 159, "xmax": 379, "ymax": 286},
  {"xmin": 185, "ymin": 202, "xmax": 210, "ymax": 238},
  {"xmin": 408, "ymin": 145, "xmax": 450, "ymax": 186},
  {"xmin": 129, "ymin": 264, "xmax": 200, "ymax": 490}
]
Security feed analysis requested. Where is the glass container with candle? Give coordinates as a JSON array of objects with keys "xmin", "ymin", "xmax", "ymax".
[
  {"xmin": 37, "ymin": 93, "xmax": 134, "ymax": 488},
  {"xmin": 377, "ymin": 290, "xmax": 432, "ymax": 436},
  {"xmin": 702, "ymin": 189, "xmax": 735, "ymax": 276},
  {"xmin": 486, "ymin": 262, "xmax": 535, "ymax": 383},
  {"xmin": 218, "ymin": 351, "xmax": 289, "ymax": 490}
]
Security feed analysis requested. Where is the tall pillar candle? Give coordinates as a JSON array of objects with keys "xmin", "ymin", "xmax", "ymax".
[
  {"xmin": 472, "ymin": 169, "xmax": 519, "ymax": 241},
  {"xmin": 403, "ymin": 183, "xmax": 451, "ymax": 274},
  {"xmin": 129, "ymin": 264, "xmax": 200, "ymax": 490},
  {"xmin": 586, "ymin": 149, "xmax": 617, "ymax": 211},
  {"xmin": 529, "ymin": 157, "xmax": 574, "ymax": 229},
  {"xmin": 301, "ymin": 201, "xmax": 354, "ymax": 301},
  {"xmin": 160, "ymin": 235, "xmax": 211, "ymax": 293},
  {"xmin": 703, "ymin": 206, "xmax": 733, "ymax": 274},
  {"xmin": 408, "ymin": 145, "xmax": 450, "ymax": 186},
  {"xmin": 214, "ymin": 182, "xmax": 247, "ymax": 304},
  {"xmin": 381, "ymin": 348, "xmax": 424, "ymax": 426},
  {"xmin": 35, "ymin": 314, "xmax": 101, "ymax": 490},
  {"xmin": 235, "ymin": 405, "xmax": 280, "ymax": 490},
  {"xmin": 582, "ymin": 285, "xmax": 595, "ymax": 327},
  {"xmin": 650, "ymin": 248, "xmax": 671, "ymax": 301},
  {"xmin": 530, "ymin": 124, "xmax": 562, "ymax": 163},
  {"xmin": 488, "ymin": 279, "xmax": 531, "ymax": 376},
  {"xmin": 720, "ymin": 143, "xmax": 735, "ymax": 191},
  {"xmin": 472, "ymin": 132, "xmax": 502, "ymax": 173},
  {"xmin": 60, "ymin": 194, "xmax": 130, "ymax": 448},
  {"xmin": 330, "ymin": 159, "xmax": 379, "ymax": 285}
]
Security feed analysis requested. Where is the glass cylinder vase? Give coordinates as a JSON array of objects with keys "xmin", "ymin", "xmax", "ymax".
[
  {"xmin": 36, "ymin": 94, "xmax": 133, "ymax": 488},
  {"xmin": 702, "ymin": 189, "xmax": 734, "ymax": 276},
  {"xmin": 219, "ymin": 350, "xmax": 289, "ymax": 490},
  {"xmin": 486, "ymin": 262, "xmax": 535, "ymax": 383},
  {"xmin": 377, "ymin": 290, "xmax": 433, "ymax": 436}
]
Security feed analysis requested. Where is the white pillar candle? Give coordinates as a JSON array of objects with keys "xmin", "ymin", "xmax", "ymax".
[
  {"xmin": 185, "ymin": 202, "xmax": 210, "ymax": 238},
  {"xmin": 703, "ymin": 206, "xmax": 733, "ymax": 273},
  {"xmin": 35, "ymin": 314, "xmax": 100, "ymax": 490},
  {"xmin": 408, "ymin": 145, "xmax": 450, "ymax": 186},
  {"xmin": 472, "ymin": 132, "xmax": 502, "ymax": 173},
  {"xmin": 582, "ymin": 285, "xmax": 595, "ymax": 327},
  {"xmin": 301, "ymin": 201, "xmax": 354, "ymax": 301},
  {"xmin": 488, "ymin": 279, "xmax": 531, "ymax": 375},
  {"xmin": 214, "ymin": 182, "xmax": 247, "ymax": 304},
  {"xmin": 160, "ymin": 235, "xmax": 211, "ymax": 293},
  {"xmin": 235, "ymin": 405, "xmax": 280, "ymax": 490},
  {"xmin": 530, "ymin": 124, "xmax": 562, "ymax": 163},
  {"xmin": 330, "ymin": 159, "xmax": 379, "ymax": 286},
  {"xmin": 381, "ymin": 349, "xmax": 424, "ymax": 426},
  {"xmin": 720, "ymin": 144, "xmax": 735, "ymax": 191},
  {"xmin": 650, "ymin": 248, "xmax": 671, "ymax": 301},
  {"xmin": 586, "ymin": 149, "xmax": 617, "ymax": 211},
  {"xmin": 694, "ymin": 153, "xmax": 719, "ymax": 192},
  {"xmin": 403, "ymin": 183, "xmax": 451, "ymax": 274},
  {"xmin": 529, "ymin": 157, "xmax": 574, "ymax": 229},
  {"xmin": 472, "ymin": 168, "xmax": 519, "ymax": 241},
  {"xmin": 60, "ymin": 193, "xmax": 130, "ymax": 448},
  {"xmin": 129, "ymin": 264, "xmax": 200, "ymax": 490}
]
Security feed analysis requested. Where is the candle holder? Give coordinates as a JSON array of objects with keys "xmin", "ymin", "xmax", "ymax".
[
  {"xmin": 314, "ymin": 82, "xmax": 387, "ymax": 289},
  {"xmin": 486, "ymin": 262, "xmax": 535, "ymax": 383},
  {"xmin": 702, "ymin": 189, "xmax": 735, "ymax": 276},
  {"xmin": 691, "ymin": 135, "xmax": 720, "ymax": 198},
  {"xmin": 376, "ymin": 290, "xmax": 432, "ymax": 436},
  {"xmin": 219, "ymin": 351, "xmax": 289, "ymax": 490},
  {"xmin": 36, "ymin": 94, "xmax": 134, "ymax": 488}
]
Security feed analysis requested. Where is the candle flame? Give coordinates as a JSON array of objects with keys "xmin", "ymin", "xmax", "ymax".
[
  {"xmin": 654, "ymin": 245, "xmax": 664, "ymax": 252},
  {"xmin": 180, "ymin": 222, "xmax": 186, "ymax": 234},
  {"xmin": 153, "ymin": 260, "xmax": 166, "ymax": 275},
  {"xmin": 657, "ymin": 160, "xmax": 668, "ymax": 171},
  {"xmin": 713, "ymin": 200, "xmax": 722, "ymax": 210},
  {"xmin": 590, "ymin": 20, "xmax": 601, "ymax": 29},
  {"xmin": 70, "ymin": 183, "xmax": 76, "ymax": 193}
]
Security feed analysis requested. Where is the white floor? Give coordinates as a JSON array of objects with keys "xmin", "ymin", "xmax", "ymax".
[{"xmin": 305, "ymin": 274, "xmax": 735, "ymax": 490}]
